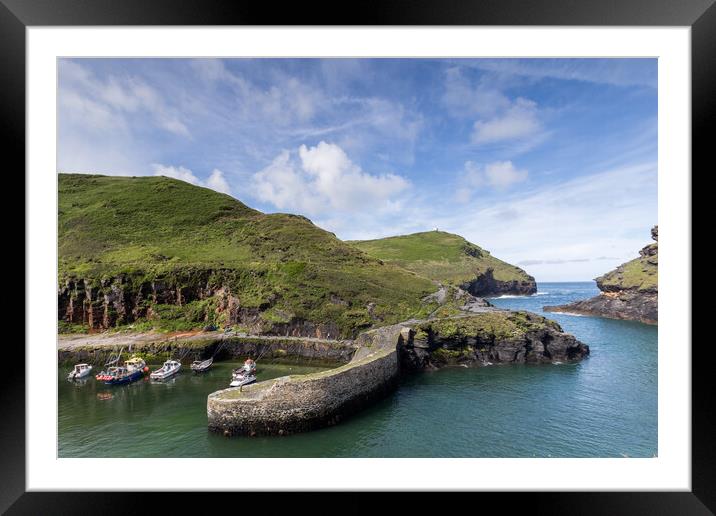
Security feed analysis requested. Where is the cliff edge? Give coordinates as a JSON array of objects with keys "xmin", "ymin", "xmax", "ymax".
[{"xmin": 544, "ymin": 226, "xmax": 658, "ymax": 324}]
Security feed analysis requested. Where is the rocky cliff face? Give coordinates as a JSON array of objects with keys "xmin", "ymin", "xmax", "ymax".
[
  {"xmin": 460, "ymin": 268, "xmax": 537, "ymax": 297},
  {"xmin": 58, "ymin": 269, "xmax": 340, "ymax": 338},
  {"xmin": 544, "ymin": 226, "xmax": 658, "ymax": 324}
]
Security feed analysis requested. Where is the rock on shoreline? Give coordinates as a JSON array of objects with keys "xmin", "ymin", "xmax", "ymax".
[{"xmin": 544, "ymin": 226, "xmax": 658, "ymax": 325}]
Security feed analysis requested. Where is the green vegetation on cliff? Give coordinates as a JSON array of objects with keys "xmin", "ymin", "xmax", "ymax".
[
  {"xmin": 596, "ymin": 231, "xmax": 658, "ymax": 293},
  {"xmin": 58, "ymin": 174, "xmax": 436, "ymax": 336},
  {"xmin": 598, "ymin": 254, "xmax": 658, "ymax": 292},
  {"xmin": 349, "ymin": 231, "xmax": 535, "ymax": 292}
]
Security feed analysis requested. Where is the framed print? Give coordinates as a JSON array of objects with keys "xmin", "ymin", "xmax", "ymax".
[{"xmin": 4, "ymin": 0, "xmax": 712, "ymax": 512}]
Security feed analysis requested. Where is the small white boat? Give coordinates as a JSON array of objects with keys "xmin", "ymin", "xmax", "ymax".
[
  {"xmin": 229, "ymin": 373, "xmax": 256, "ymax": 388},
  {"xmin": 150, "ymin": 359, "xmax": 182, "ymax": 380},
  {"xmin": 67, "ymin": 363, "xmax": 92, "ymax": 380},
  {"xmin": 190, "ymin": 357, "xmax": 213, "ymax": 373}
]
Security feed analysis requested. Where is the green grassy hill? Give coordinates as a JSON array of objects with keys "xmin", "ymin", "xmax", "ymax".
[
  {"xmin": 349, "ymin": 231, "xmax": 536, "ymax": 296},
  {"xmin": 58, "ymin": 173, "xmax": 436, "ymax": 337}
]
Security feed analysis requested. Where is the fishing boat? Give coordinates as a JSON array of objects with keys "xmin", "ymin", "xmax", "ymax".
[
  {"xmin": 150, "ymin": 359, "xmax": 182, "ymax": 380},
  {"xmin": 67, "ymin": 363, "xmax": 92, "ymax": 380},
  {"xmin": 229, "ymin": 358, "xmax": 258, "ymax": 387},
  {"xmin": 190, "ymin": 357, "xmax": 213, "ymax": 373},
  {"xmin": 95, "ymin": 347, "xmax": 124, "ymax": 381},
  {"xmin": 229, "ymin": 371, "xmax": 256, "ymax": 388},
  {"xmin": 98, "ymin": 356, "xmax": 148, "ymax": 385}
]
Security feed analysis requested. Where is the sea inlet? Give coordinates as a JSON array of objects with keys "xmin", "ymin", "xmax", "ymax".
[{"xmin": 58, "ymin": 282, "xmax": 656, "ymax": 458}]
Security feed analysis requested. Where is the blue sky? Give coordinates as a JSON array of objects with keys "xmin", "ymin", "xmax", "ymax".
[{"xmin": 58, "ymin": 58, "xmax": 657, "ymax": 282}]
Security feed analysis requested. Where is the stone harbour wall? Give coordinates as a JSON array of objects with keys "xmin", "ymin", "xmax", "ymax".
[{"xmin": 207, "ymin": 325, "xmax": 404, "ymax": 436}]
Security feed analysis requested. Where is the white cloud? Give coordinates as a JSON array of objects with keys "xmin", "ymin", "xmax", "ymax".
[
  {"xmin": 206, "ymin": 169, "xmax": 232, "ymax": 194},
  {"xmin": 471, "ymin": 98, "xmax": 542, "ymax": 145},
  {"xmin": 251, "ymin": 151, "xmax": 316, "ymax": 214},
  {"xmin": 456, "ymin": 160, "xmax": 528, "ymax": 201},
  {"xmin": 152, "ymin": 164, "xmax": 201, "ymax": 185},
  {"xmin": 483, "ymin": 161, "xmax": 529, "ymax": 189},
  {"xmin": 251, "ymin": 141, "xmax": 410, "ymax": 216},
  {"xmin": 152, "ymin": 164, "xmax": 232, "ymax": 195}
]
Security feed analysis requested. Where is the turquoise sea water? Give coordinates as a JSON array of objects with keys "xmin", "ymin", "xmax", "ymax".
[{"xmin": 58, "ymin": 282, "xmax": 657, "ymax": 457}]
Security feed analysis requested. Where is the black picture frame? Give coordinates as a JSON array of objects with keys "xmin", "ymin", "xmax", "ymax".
[{"xmin": 3, "ymin": 0, "xmax": 710, "ymax": 513}]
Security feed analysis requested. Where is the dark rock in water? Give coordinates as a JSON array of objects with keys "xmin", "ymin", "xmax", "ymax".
[
  {"xmin": 460, "ymin": 268, "xmax": 537, "ymax": 297},
  {"xmin": 544, "ymin": 226, "xmax": 658, "ymax": 325},
  {"xmin": 545, "ymin": 290, "xmax": 657, "ymax": 325}
]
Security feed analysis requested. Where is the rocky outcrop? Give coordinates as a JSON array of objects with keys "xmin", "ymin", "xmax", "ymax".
[
  {"xmin": 460, "ymin": 268, "xmax": 537, "ymax": 297},
  {"xmin": 58, "ymin": 270, "xmax": 342, "ymax": 338},
  {"xmin": 544, "ymin": 226, "xmax": 658, "ymax": 324},
  {"xmin": 207, "ymin": 311, "xmax": 588, "ymax": 436},
  {"xmin": 398, "ymin": 312, "xmax": 588, "ymax": 371}
]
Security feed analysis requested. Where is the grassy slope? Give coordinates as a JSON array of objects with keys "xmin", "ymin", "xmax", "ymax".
[
  {"xmin": 59, "ymin": 174, "xmax": 436, "ymax": 335},
  {"xmin": 597, "ymin": 244, "xmax": 658, "ymax": 292},
  {"xmin": 349, "ymin": 231, "xmax": 533, "ymax": 287}
]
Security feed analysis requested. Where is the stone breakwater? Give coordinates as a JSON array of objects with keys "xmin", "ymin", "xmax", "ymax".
[
  {"xmin": 208, "ymin": 325, "xmax": 403, "ymax": 437},
  {"xmin": 207, "ymin": 311, "xmax": 589, "ymax": 437}
]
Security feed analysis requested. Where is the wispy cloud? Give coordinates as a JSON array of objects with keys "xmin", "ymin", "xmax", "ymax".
[
  {"xmin": 442, "ymin": 66, "xmax": 547, "ymax": 152},
  {"xmin": 60, "ymin": 60, "xmax": 190, "ymax": 137},
  {"xmin": 439, "ymin": 162, "xmax": 658, "ymax": 281},
  {"xmin": 442, "ymin": 67, "xmax": 510, "ymax": 118},
  {"xmin": 454, "ymin": 58, "xmax": 658, "ymax": 89}
]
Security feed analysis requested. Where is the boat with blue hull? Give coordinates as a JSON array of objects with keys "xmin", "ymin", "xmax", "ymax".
[
  {"xmin": 103, "ymin": 366, "xmax": 145, "ymax": 385},
  {"xmin": 97, "ymin": 356, "xmax": 148, "ymax": 385}
]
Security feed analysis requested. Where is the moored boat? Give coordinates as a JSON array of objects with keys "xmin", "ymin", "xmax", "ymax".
[
  {"xmin": 229, "ymin": 372, "xmax": 256, "ymax": 388},
  {"xmin": 150, "ymin": 359, "xmax": 182, "ymax": 380},
  {"xmin": 190, "ymin": 357, "xmax": 213, "ymax": 373},
  {"xmin": 101, "ymin": 365, "xmax": 145, "ymax": 385},
  {"xmin": 236, "ymin": 358, "xmax": 256, "ymax": 375},
  {"xmin": 98, "ymin": 356, "xmax": 148, "ymax": 385},
  {"xmin": 230, "ymin": 358, "xmax": 257, "ymax": 387},
  {"xmin": 67, "ymin": 363, "xmax": 92, "ymax": 381}
]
